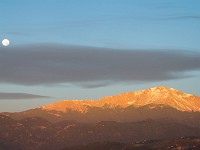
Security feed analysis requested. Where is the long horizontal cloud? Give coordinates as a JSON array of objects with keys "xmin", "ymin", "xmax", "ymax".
[
  {"xmin": 0, "ymin": 44, "xmax": 200, "ymax": 88},
  {"xmin": 0, "ymin": 92, "xmax": 51, "ymax": 100}
]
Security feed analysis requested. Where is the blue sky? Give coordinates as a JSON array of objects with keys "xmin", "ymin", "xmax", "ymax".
[{"xmin": 0, "ymin": 0, "xmax": 200, "ymax": 112}]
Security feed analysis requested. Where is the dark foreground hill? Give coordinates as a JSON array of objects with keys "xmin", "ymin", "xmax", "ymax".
[
  {"xmin": 1, "ymin": 114, "xmax": 200, "ymax": 150},
  {"xmin": 61, "ymin": 137, "xmax": 200, "ymax": 150}
]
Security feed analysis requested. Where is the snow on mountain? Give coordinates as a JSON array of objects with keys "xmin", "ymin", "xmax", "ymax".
[
  {"xmin": 41, "ymin": 100, "xmax": 94, "ymax": 113},
  {"xmin": 41, "ymin": 86, "xmax": 200, "ymax": 113}
]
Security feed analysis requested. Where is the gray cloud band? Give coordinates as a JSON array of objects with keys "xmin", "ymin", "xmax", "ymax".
[
  {"xmin": 0, "ymin": 44, "xmax": 200, "ymax": 88},
  {"xmin": 0, "ymin": 93, "xmax": 50, "ymax": 100}
]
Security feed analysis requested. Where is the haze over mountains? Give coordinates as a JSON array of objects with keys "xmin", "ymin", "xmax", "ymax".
[{"xmin": 1, "ymin": 86, "xmax": 200, "ymax": 150}]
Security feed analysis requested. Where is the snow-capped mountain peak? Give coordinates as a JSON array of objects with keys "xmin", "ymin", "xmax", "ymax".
[
  {"xmin": 41, "ymin": 86, "xmax": 200, "ymax": 113},
  {"xmin": 126, "ymin": 86, "xmax": 199, "ymax": 111}
]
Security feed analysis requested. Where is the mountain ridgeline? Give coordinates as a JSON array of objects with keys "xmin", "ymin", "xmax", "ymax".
[
  {"xmin": 4, "ymin": 86, "xmax": 200, "ymax": 126},
  {"xmin": 1, "ymin": 86, "xmax": 200, "ymax": 150}
]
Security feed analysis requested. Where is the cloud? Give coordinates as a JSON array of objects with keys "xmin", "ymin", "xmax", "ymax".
[
  {"xmin": 0, "ymin": 44, "xmax": 200, "ymax": 88},
  {"xmin": 0, "ymin": 92, "xmax": 51, "ymax": 100}
]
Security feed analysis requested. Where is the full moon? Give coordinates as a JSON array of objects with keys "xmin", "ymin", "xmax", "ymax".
[{"xmin": 2, "ymin": 39, "xmax": 10, "ymax": 46}]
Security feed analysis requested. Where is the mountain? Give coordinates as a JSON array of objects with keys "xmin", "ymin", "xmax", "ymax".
[
  {"xmin": 4, "ymin": 86, "xmax": 200, "ymax": 125},
  {"xmin": 98, "ymin": 86, "xmax": 200, "ymax": 111},
  {"xmin": 1, "ymin": 114, "xmax": 200, "ymax": 150},
  {"xmin": 40, "ymin": 86, "xmax": 200, "ymax": 112},
  {"xmin": 1, "ymin": 86, "xmax": 200, "ymax": 150}
]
